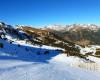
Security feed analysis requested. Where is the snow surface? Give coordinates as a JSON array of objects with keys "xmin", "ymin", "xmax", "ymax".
[
  {"xmin": 87, "ymin": 56, "xmax": 100, "ymax": 63},
  {"xmin": 50, "ymin": 54, "xmax": 84, "ymax": 64},
  {"xmin": 80, "ymin": 46, "xmax": 96, "ymax": 55},
  {"xmin": 0, "ymin": 54, "xmax": 100, "ymax": 80},
  {"xmin": 75, "ymin": 45, "xmax": 97, "ymax": 55}
]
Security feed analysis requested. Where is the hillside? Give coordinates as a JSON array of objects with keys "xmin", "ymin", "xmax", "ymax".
[
  {"xmin": 16, "ymin": 25, "xmax": 82, "ymax": 56},
  {"xmin": 45, "ymin": 24, "xmax": 100, "ymax": 46}
]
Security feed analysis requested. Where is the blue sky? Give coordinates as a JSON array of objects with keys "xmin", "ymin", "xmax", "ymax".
[{"xmin": 0, "ymin": 0, "xmax": 100, "ymax": 27}]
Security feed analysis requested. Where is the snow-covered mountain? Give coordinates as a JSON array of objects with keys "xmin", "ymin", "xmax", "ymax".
[
  {"xmin": 0, "ymin": 22, "xmax": 100, "ymax": 80},
  {"xmin": 66, "ymin": 24, "xmax": 100, "ymax": 31},
  {"xmin": 44, "ymin": 25, "xmax": 66, "ymax": 31},
  {"xmin": 44, "ymin": 24, "xmax": 100, "ymax": 46},
  {"xmin": 45, "ymin": 24, "xmax": 100, "ymax": 31}
]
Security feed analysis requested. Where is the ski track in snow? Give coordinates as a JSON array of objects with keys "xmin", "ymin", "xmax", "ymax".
[{"xmin": 0, "ymin": 59, "xmax": 100, "ymax": 80}]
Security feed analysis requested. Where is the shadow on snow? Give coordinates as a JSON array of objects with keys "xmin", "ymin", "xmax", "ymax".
[{"xmin": 0, "ymin": 40, "xmax": 62, "ymax": 63}]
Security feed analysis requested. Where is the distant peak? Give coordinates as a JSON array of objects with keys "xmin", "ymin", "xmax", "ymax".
[{"xmin": 44, "ymin": 24, "xmax": 100, "ymax": 32}]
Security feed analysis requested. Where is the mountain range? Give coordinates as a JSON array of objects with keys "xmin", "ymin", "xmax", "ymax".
[
  {"xmin": 0, "ymin": 22, "xmax": 100, "ymax": 57},
  {"xmin": 44, "ymin": 24, "xmax": 100, "ymax": 46}
]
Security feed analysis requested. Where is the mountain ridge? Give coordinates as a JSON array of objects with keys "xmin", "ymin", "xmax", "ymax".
[
  {"xmin": 1, "ymin": 22, "xmax": 100, "ymax": 57},
  {"xmin": 44, "ymin": 24, "xmax": 100, "ymax": 46}
]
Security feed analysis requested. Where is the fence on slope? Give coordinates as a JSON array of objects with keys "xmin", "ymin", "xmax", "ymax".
[{"xmin": 70, "ymin": 63, "xmax": 100, "ymax": 72}]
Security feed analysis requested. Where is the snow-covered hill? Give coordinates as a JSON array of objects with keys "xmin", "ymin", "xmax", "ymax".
[{"xmin": 0, "ymin": 22, "xmax": 100, "ymax": 80}]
